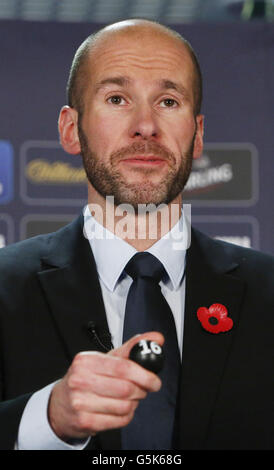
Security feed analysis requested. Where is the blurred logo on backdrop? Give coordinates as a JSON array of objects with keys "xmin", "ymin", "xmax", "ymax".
[
  {"xmin": 0, "ymin": 215, "xmax": 14, "ymax": 248},
  {"xmin": 20, "ymin": 214, "xmax": 75, "ymax": 240},
  {"xmin": 183, "ymin": 143, "xmax": 258, "ymax": 206},
  {"xmin": 0, "ymin": 140, "xmax": 14, "ymax": 204},
  {"xmin": 0, "ymin": 233, "xmax": 5, "ymax": 248},
  {"xmin": 192, "ymin": 215, "xmax": 259, "ymax": 250},
  {"xmin": 20, "ymin": 141, "xmax": 87, "ymax": 205},
  {"xmin": 26, "ymin": 160, "xmax": 85, "ymax": 184}
]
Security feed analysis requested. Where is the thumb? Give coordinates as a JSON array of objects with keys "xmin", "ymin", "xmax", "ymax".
[{"xmin": 108, "ymin": 331, "xmax": 165, "ymax": 360}]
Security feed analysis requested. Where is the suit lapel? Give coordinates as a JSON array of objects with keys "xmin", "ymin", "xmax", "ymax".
[
  {"xmin": 178, "ymin": 229, "xmax": 246, "ymax": 450},
  {"xmin": 37, "ymin": 216, "xmax": 112, "ymax": 361}
]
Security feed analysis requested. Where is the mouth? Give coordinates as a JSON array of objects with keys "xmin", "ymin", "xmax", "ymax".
[{"xmin": 120, "ymin": 155, "xmax": 167, "ymax": 166}]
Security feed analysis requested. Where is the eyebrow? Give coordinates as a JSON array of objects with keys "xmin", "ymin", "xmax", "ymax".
[
  {"xmin": 94, "ymin": 76, "xmax": 189, "ymax": 99},
  {"xmin": 94, "ymin": 76, "xmax": 131, "ymax": 93},
  {"xmin": 158, "ymin": 79, "xmax": 190, "ymax": 99}
]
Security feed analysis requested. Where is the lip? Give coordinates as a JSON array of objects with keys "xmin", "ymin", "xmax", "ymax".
[{"xmin": 120, "ymin": 155, "xmax": 167, "ymax": 166}]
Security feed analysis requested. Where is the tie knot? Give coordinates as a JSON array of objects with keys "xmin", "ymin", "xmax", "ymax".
[{"xmin": 125, "ymin": 252, "xmax": 166, "ymax": 283}]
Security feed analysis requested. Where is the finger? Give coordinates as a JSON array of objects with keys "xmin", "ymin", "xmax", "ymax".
[
  {"xmin": 89, "ymin": 375, "xmax": 147, "ymax": 400},
  {"xmin": 70, "ymin": 351, "xmax": 161, "ymax": 393},
  {"xmin": 69, "ymin": 369, "xmax": 147, "ymax": 400},
  {"xmin": 70, "ymin": 392, "xmax": 139, "ymax": 417},
  {"xmin": 109, "ymin": 331, "xmax": 165, "ymax": 360},
  {"xmin": 76, "ymin": 410, "xmax": 136, "ymax": 434}
]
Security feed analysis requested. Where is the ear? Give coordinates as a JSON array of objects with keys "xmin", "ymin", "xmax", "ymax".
[
  {"xmin": 193, "ymin": 114, "xmax": 204, "ymax": 160},
  {"xmin": 58, "ymin": 105, "xmax": 81, "ymax": 155}
]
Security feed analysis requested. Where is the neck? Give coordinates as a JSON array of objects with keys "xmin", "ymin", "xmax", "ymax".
[{"xmin": 87, "ymin": 187, "xmax": 183, "ymax": 251}]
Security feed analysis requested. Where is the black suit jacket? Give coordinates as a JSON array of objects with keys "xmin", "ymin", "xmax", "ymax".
[{"xmin": 0, "ymin": 214, "xmax": 273, "ymax": 450}]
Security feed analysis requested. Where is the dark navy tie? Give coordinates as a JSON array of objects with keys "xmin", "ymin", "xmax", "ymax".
[{"xmin": 121, "ymin": 252, "xmax": 181, "ymax": 450}]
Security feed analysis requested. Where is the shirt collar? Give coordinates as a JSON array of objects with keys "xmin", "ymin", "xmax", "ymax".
[{"xmin": 83, "ymin": 205, "xmax": 187, "ymax": 292}]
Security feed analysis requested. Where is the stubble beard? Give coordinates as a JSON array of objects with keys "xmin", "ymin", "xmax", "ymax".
[{"xmin": 78, "ymin": 125, "xmax": 195, "ymax": 211}]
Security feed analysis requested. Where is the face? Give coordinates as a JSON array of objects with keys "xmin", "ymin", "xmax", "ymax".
[{"xmin": 71, "ymin": 29, "xmax": 203, "ymax": 209}]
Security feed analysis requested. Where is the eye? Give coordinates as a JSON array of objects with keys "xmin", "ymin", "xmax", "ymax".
[
  {"xmin": 107, "ymin": 95, "xmax": 126, "ymax": 105},
  {"xmin": 159, "ymin": 98, "xmax": 178, "ymax": 108}
]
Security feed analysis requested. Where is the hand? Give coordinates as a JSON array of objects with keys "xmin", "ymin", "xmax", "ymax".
[{"xmin": 48, "ymin": 331, "xmax": 164, "ymax": 442}]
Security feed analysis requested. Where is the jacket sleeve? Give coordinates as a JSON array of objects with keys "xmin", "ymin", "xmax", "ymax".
[{"xmin": 0, "ymin": 393, "xmax": 33, "ymax": 450}]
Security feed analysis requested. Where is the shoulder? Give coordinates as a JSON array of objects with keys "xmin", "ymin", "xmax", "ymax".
[
  {"xmin": 191, "ymin": 227, "xmax": 274, "ymax": 288},
  {"xmin": 0, "ymin": 232, "xmax": 53, "ymax": 274},
  {"xmin": 0, "ymin": 215, "xmax": 83, "ymax": 280},
  {"xmin": 192, "ymin": 227, "xmax": 274, "ymax": 264}
]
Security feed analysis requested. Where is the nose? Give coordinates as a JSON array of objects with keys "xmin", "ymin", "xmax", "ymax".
[{"xmin": 129, "ymin": 104, "xmax": 160, "ymax": 140}]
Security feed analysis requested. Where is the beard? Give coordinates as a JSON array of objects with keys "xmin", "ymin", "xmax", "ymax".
[{"xmin": 78, "ymin": 125, "xmax": 195, "ymax": 210}]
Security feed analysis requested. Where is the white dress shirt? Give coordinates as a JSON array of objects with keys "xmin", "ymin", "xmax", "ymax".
[{"xmin": 16, "ymin": 206, "xmax": 188, "ymax": 450}]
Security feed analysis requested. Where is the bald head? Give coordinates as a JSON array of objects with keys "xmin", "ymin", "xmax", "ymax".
[{"xmin": 67, "ymin": 19, "xmax": 203, "ymax": 117}]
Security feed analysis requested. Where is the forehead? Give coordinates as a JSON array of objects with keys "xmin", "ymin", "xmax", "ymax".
[{"xmin": 87, "ymin": 29, "xmax": 194, "ymax": 86}]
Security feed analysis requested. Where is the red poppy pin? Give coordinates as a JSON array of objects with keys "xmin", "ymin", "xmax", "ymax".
[{"xmin": 197, "ymin": 303, "xmax": 233, "ymax": 334}]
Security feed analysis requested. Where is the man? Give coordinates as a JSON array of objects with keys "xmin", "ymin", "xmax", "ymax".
[{"xmin": 0, "ymin": 19, "xmax": 273, "ymax": 450}]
